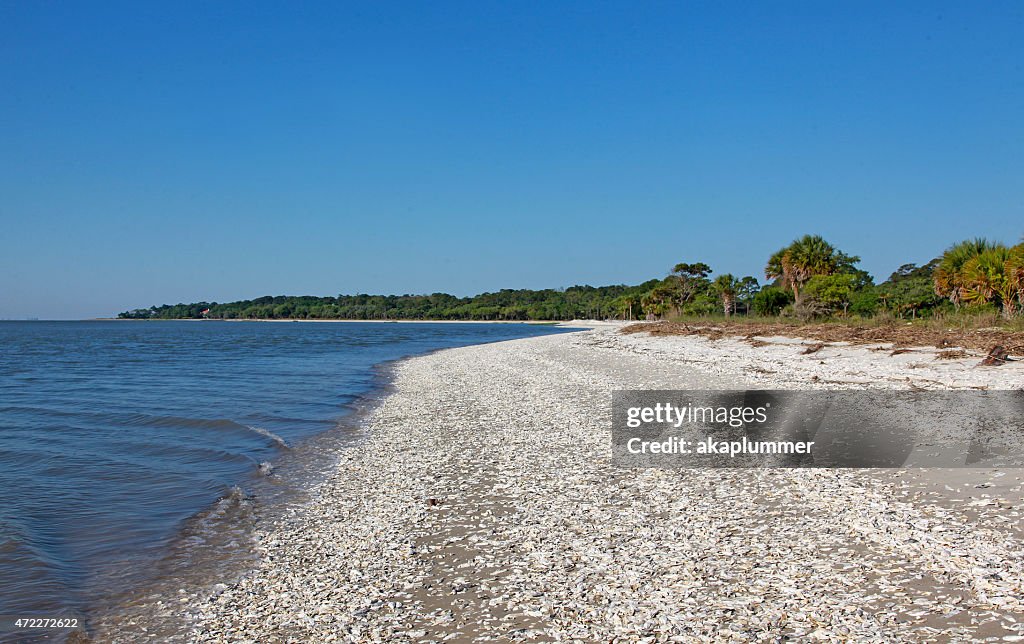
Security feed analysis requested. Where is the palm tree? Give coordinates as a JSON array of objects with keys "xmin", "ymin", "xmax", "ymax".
[
  {"xmin": 934, "ymin": 240, "xmax": 1024, "ymax": 318},
  {"xmin": 765, "ymin": 235, "xmax": 858, "ymax": 304},
  {"xmin": 959, "ymin": 246, "xmax": 1021, "ymax": 317},
  {"xmin": 641, "ymin": 284, "xmax": 676, "ymax": 319},
  {"xmin": 712, "ymin": 274, "xmax": 741, "ymax": 317},
  {"xmin": 933, "ymin": 238, "xmax": 998, "ymax": 309},
  {"xmin": 1006, "ymin": 244, "xmax": 1024, "ymax": 316},
  {"xmin": 613, "ymin": 295, "xmax": 637, "ymax": 320}
]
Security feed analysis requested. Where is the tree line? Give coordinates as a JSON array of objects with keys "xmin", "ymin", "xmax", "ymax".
[
  {"xmin": 119, "ymin": 235, "xmax": 1024, "ymax": 322},
  {"xmin": 119, "ymin": 284, "xmax": 662, "ymax": 322}
]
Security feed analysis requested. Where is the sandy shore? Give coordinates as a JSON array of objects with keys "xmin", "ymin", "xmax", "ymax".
[{"xmin": 106, "ymin": 324, "xmax": 1024, "ymax": 642}]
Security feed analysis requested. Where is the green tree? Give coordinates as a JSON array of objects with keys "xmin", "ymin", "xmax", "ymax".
[
  {"xmin": 1008, "ymin": 244, "xmax": 1024, "ymax": 315},
  {"xmin": 671, "ymin": 262, "xmax": 712, "ymax": 309},
  {"xmin": 736, "ymin": 276, "xmax": 760, "ymax": 315},
  {"xmin": 751, "ymin": 287, "xmax": 793, "ymax": 316},
  {"xmin": 765, "ymin": 235, "xmax": 860, "ymax": 304},
  {"xmin": 711, "ymin": 274, "xmax": 741, "ymax": 317},
  {"xmin": 932, "ymin": 239, "xmax": 1024, "ymax": 318},
  {"xmin": 848, "ymin": 289, "xmax": 880, "ymax": 317},
  {"xmin": 960, "ymin": 246, "xmax": 1017, "ymax": 317},
  {"xmin": 933, "ymin": 238, "xmax": 998, "ymax": 309},
  {"xmin": 803, "ymin": 274, "xmax": 859, "ymax": 317},
  {"xmin": 874, "ymin": 260, "xmax": 942, "ymax": 318},
  {"xmin": 611, "ymin": 294, "xmax": 639, "ymax": 320},
  {"xmin": 641, "ymin": 282, "xmax": 677, "ymax": 318}
]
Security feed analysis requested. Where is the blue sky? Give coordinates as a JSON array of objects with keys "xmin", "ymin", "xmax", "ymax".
[{"xmin": 1, "ymin": 2, "xmax": 1021, "ymax": 318}]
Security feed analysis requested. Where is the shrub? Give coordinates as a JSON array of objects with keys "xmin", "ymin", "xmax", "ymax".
[{"xmin": 752, "ymin": 287, "xmax": 793, "ymax": 316}]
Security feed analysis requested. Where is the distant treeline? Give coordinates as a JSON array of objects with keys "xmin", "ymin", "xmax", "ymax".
[
  {"xmin": 119, "ymin": 283, "xmax": 663, "ymax": 321},
  {"xmin": 119, "ymin": 235, "xmax": 1024, "ymax": 322}
]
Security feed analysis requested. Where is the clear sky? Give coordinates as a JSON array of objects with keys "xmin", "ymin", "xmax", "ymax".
[{"xmin": 1, "ymin": 1, "xmax": 1021, "ymax": 319}]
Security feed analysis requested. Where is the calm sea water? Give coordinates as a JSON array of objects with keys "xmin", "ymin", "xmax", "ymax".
[{"xmin": 0, "ymin": 320, "xmax": 572, "ymax": 627}]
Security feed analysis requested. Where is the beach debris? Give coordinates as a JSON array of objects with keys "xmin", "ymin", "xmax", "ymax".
[
  {"xmin": 936, "ymin": 349, "xmax": 969, "ymax": 360},
  {"xmin": 890, "ymin": 348, "xmax": 914, "ymax": 356},
  {"xmin": 801, "ymin": 343, "xmax": 826, "ymax": 355},
  {"xmin": 980, "ymin": 345, "xmax": 1010, "ymax": 366},
  {"xmin": 621, "ymin": 320, "xmax": 1024, "ymax": 355}
]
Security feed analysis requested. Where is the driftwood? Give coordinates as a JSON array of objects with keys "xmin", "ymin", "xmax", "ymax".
[
  {"xmin": 801, "ymin": 343, "xmax": 825, "ymax": 355},
  {"xmin": 979, "ymin": 345, "xmax": 1010, "ymax": 366}
]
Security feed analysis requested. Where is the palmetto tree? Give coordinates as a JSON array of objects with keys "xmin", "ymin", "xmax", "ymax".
[
  {"xmin": 935, "ymin": 239, "xmax": 1024, "ymax": 318},
  {"xmin": 1007, "ymin": 244, "xmax": 1024, "ymax": 315},
  {"xmin": 933, "ymin": 238, "xmax": 999, "ymax": 309},
  {"xmin": 641, "ymin": 284, "xmax": 676, "ymax": 319},
  {"xmin": 960, "ymin": 247, "xmax": 1009, "ymax": 304},
  {"xmin": 765, "ymin": 235, "xmax": 858, "ymax": 304},
  {"xmin": 712, "ymin": 274, "xmax": 741, "ymax": 317},
  {"xmin": 614, "ymin": 295, "xmax": 638, "ymax": 320}
]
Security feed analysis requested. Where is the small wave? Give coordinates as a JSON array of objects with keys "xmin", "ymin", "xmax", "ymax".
[
  {"xmin": 216, "ymin": 486, "xmax": 248, "ymax": 512},
  {"xmin": 183, "ymin": 486, "xmax": 252, "ymax": 538},
  {"xmin": 128, "ymin": 415, "xmax": 252, "ymax": 431},
  {"xmin": 97, "ymin": 412, "xmax": 291, "ymax": 449},
  {"xmin": 245, "ymin": 426, "xmax": 289, "ymax": 449}
]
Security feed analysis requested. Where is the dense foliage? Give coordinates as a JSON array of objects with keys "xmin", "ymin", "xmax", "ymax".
[
  {"xmin": 932, "ymin": 239, "xmax": 1024, "ymax": 318},
  {"xmin": 119, "ymin": 283, "xmax": 663, "ymax": 321},
  {"xmin": 120, "ymin": 235, "xmax": 1024, "ymax": 322}
]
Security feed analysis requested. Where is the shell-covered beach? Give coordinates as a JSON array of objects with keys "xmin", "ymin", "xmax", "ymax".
[{"xmin": 103, "ymin": 324, "xmax": 1024, "ymax": 642}]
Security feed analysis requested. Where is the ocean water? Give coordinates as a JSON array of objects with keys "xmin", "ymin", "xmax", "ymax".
[{"xmin": 0, "ymin": 320, "xmax": 573, "ymax": 629}]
